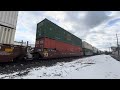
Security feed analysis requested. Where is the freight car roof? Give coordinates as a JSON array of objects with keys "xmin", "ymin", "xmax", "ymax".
[{"xmin": 37, "ymin": 18, "xmax": 82, "ymax": 41}]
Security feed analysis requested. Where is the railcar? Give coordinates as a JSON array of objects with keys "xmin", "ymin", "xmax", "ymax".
[
  {"xmin": 82, "ymin": 41, "xmax": 94, "ymax": 56},
  {"xmin": 32, "ymin": 18, "xmax": 83, "ymax": 59},
  {"xmin": 0, "ymin": 43, "xmax": 29, "ymax": 62}
]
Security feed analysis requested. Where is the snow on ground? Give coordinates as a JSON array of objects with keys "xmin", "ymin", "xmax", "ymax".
[{"xmin": 0, "ymin": 55, "xmax": 120, "ymax": 79}]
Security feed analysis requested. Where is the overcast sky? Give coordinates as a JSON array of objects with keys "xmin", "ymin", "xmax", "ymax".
[{"xmin": 15, "ymin": 11, "xmax": 120, "ymax": 51}]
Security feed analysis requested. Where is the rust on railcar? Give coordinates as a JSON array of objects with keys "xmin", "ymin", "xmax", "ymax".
[{"xmin": 0, "ymin": 44, "xmax": 27, "ymax": 62}]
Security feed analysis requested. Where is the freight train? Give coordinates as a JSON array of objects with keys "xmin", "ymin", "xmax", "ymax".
[
  {"xmin": 82, "ymin": 41, "xmax": 100, "ymax": 56},
  {"xmin": 0, "ymin": 18, "xmax": 102, "ymax": 62},
  {"xmin": 0, "ymin": 41, "xmax": 32, "ymax": 62}
]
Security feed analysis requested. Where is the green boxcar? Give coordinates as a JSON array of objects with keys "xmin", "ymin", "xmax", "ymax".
[{"xmin": 36, "ymin": 18, "xmax": 82, "ymax": 47}]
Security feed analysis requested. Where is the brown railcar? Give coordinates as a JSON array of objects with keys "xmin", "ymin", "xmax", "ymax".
[{"xmin": 0, "ymin": 44, "xmax": 27, "ymax": 62}]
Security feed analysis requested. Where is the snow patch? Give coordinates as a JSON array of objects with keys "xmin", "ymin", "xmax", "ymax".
[{"xmin": 1, "ymin": 55, "xmax": 120, "ymax": 79}]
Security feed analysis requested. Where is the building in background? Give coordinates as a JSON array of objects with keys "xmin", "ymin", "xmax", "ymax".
[
  {"xmin": 0, "ymin": 11, "xmax": 18, "ymax": 44},
  {"xmin": 111, "ymin": 46, "xmax": 120, "ymax": 56}
]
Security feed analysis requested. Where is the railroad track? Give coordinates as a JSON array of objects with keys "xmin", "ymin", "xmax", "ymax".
[{"xmin": 0, "ymin": 57, "xmax": 81, "ymax": 75}]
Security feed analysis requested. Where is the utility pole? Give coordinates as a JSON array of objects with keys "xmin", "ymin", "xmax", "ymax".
[
  {"xmin": 116, "ymin": 34, "xmax": 119, "ymax": 56},
  {"xmin": 21, "ymin": 40, "xmax": 23, "ymax": 46},
  {"xmin": 109, "ymin": 43, "xmax": 111, "ymax": 53},
  {"xmin": 109, "ymin": 47, "xmax": 110, "ymax": 53}
]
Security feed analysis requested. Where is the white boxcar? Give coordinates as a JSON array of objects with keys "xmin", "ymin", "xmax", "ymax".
[
  {"xmin": 82, "ymin": 41, "xmax": 93, "ymax": 50},
  {"xmin": 0, "ymin": 11, "xmax": 18, "ymax": 44},
  {"xmin": 92, "ymin": 46, "xmax": 98, "ymax": 54},
  {"xmin": 82, "ymin": 41, "xmax": 94, "ymax": 56}
]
